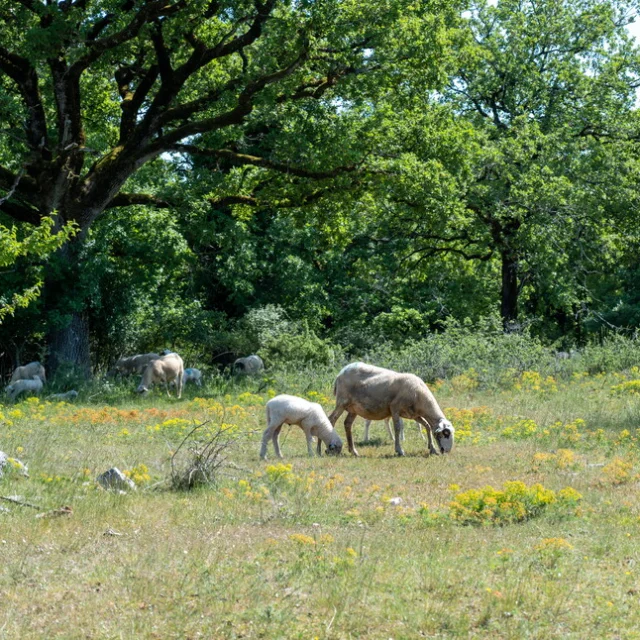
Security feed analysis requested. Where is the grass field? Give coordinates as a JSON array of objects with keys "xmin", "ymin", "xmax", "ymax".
[{"xmin": 2, "ymin": 367, "xmax": 640, "ymax": 639}]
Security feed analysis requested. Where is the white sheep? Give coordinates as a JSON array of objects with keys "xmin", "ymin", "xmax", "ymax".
[
  {"xmin": 261, "ymin": 394, "xmax": 343, "ymax": 460},
  {"xmin": 136, "ymin": 353, "xmax": 184, "ymax": 398},
  {"xmin": 10, "ymin": 361, "xmax": 46, "ymax": 384},
  {"xmin": 48, "ymin": 390, "xmax": 79, "ymax": 402},
  {"xmin": 5, "ymin": 375, "xmax": 44, "ymax": 402},
  {"xmin": 112, "ymin": 353, "xmax": 160, "ymax": 376},
  {"xmin": 233, "ymin": 355, "xmax": 264, "ymax": 375},
  {"xmin": 183, "ymin": 368, "xmax": 203, "ymax": 386},
  {"xmin": 329, "ymin": 362, "xmax": 454, "ymax": 457},
  {"xmin": 363, "ymin": 418, "xmax": 426, "ymax": 443}
]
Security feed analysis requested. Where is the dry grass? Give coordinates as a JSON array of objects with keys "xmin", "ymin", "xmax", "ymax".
[{"xmin": 1, "ymin": 370, "xmax": 640, "ymax": 638}]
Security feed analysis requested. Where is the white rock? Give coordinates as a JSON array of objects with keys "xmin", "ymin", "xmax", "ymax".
[
  {"xmin": 96, "ymin": 467, "xmax": 136, "ymax": 492},
  {"xmin": 389, "ymin": 497, "xmax": 403, "ymax": 506}
]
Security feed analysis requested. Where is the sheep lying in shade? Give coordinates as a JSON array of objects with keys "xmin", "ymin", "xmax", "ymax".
[
  {"xmin": 233, "ymin": 355, "xmax": 264, "ymax": 375},
  {"xmin": 261, "ymin": 394, "xmax": 343, "ymax": 460},
  {"xmin": 10, "ymin": 361, "xmax": 46, "ymax": 384},
  {"xmin": 137, "ymin": 353, "xmax": 184, "ymax": 399},
  {"xmin": 329, "ymin": 362, "xmax": 454, "ymax": 457},
  {"xmin": 5, "ymin": 376, "xmax": 44, "ymax": 402},
  {"xmin": 183, "ymin": 368, "xmax": 202, "ymax": 386},
  {"xmin": 363, "ymin": 418, "xmax": 426, "ymax": 443},
  {"xmin": 112, "ymin": 353, "xmax": 160, "ymax": 376}
]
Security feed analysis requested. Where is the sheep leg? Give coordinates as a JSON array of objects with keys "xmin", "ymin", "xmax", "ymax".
[
  {"xmin": 344, "ymin": 413, "xmax": 359, "ymax": 457},
  {"xmin": 259, "ymin": 425, "xmax": 275, "ymax": 460},
  {"xmin": 416, "ymin": 417, "xmax": 439, "ymax": 455},
  {"xmin": 177, "ymin": 371, "xmax": 183, "ymax": 399},
  {"xmin": 317, "ymin": 435, "xmax": 323, "ymax": 456},
  {"xmin": 392, "ymin": 414, "xmax": 405, "ymax": 456},
  {"xmin": 272, "ymin": 425, "xmax": 284, "ymax": 459},
  {"xmin": 415, "ymin": 421, "xmax": 427, "ymax": 442},
  {"xmin": 364, "ymin": 419, "xmax": 371, "ymax": 442},
  {"xmin": 384, "ymin": 418, "xmax": 396, "ymax": 442},
  {"xmin": 306, "ymin": 430, "xmax": 316, "ymax": 457},
  {"xmin": 328, "ymin": 406, "xmax": 345, "ymax": 427}
]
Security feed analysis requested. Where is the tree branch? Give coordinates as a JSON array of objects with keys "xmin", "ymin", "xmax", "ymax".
[
  {"xmin": 105, "ymin": 193, "xmax": 172, "ymax": 209},
  {"xmin": 172, "ymin": 146, "xmax": 357, "ymax": 179}
]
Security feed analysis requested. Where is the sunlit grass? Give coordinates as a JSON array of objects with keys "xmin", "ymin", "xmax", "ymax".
[{"xmin": 1, "ymin": 368, "xmax": 640, "ymax": 637}]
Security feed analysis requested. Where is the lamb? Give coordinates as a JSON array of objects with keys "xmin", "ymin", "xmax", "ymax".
[
  {"xmin": 48, "ymin": 390, "xmax": 79, "ymax": 402},
  {"xmin": 329, "ymin": 362, "xmax": 454, "ymax": 457},
  {"xmin": 260, "ymin": 394, "xmax": 343, "ymax": 460},
  {"xmin": 136, "ymin": 352, "xmax": 184, "ymax": 398},
  {"xmin": 183, "ymin": 368, "xmax": 202, "ymax": 386},
  {"xmin": 363, "ymin": 418, "xmax": 426, "ymax": 443},
  {"xmin": 112, "ymin": 353, "xmax": 160, "ymax": 376},
  {"xmin": 233, "ymin": 355, "xmax": 264, "ymax": 375},
  {"xmin": 5, "ymin": 375, "xmax": 44, "ymax": 402},
  {"xmin": 10, "ymin": 361, "xmax": 46, "ymax": 384}
]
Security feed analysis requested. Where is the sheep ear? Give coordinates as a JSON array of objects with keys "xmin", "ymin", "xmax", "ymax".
[{"xmin": 442, "ymin": 428, "xmax": 451, "ymax": 438}]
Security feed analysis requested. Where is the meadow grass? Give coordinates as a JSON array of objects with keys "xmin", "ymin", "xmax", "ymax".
[{"xmin": 1, "ymin": 368, "xmax": 640, "ymax": 639}]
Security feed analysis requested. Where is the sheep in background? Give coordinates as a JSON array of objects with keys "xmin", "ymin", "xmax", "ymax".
[
  {"xmin": 112, "ymin": 353, "xmax": 160, "ymax": 376},
  {"xmin": 10, "ymin": 361, "xmax": 46, "ymax": 384},
  {"xmin": 5, "ymin": 376, "xmax": 44, "ymax": 402},
  {"xmin": 363, "ymin": 418, "xmax": 426, "ymax": 443},
  {"xmin": 261, "ymin": 394, "xmax": 342, "ymax": 460},
  {"xmin": 329, "ymin": 362, "xmax": 454, "ymax": 457},
  {"xmin": 48, "ymin": 390, "xmax": 79, "ymax": 402},
  {"xmin": 233, "ymin": 355, "xmax": 264, "ymax": 375},
  {"xmin": 137, "ymin": 353, "xmax": 184, "ymax": 398},
  {"xmin": 183, "ymin": 368, "xmax": 202, "ymax": 386}
]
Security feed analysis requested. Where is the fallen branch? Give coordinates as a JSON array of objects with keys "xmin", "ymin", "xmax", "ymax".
[{"xmin": 0, "ymin": 494, "xmax": 42, "ymax": 509}]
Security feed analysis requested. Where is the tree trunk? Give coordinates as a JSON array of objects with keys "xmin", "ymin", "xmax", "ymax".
[
  {"xmin": 500, "ymin": 250, "xmax": 519, "ymax": 331},
  {"xmin": 47, "ymin": 312, "xmax": 91, "ymax": 377},
  {"xmin": 43, "ymin": 232, "xmax": 92, "ymax": 378}
]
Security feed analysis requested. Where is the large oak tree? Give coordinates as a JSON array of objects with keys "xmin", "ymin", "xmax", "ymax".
[{"xmin": 0, "ymin": 0, "xmax": 459, "ymax": 372}]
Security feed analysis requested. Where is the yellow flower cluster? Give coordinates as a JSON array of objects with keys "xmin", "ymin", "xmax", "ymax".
[
  {"xmin": 611, "ymin": 380, "xmax": 640, "ymax": 396},
  {"xmin": 534, "ymin": 537, "xmax": 574, "ymax": 551},
  {"xmin": 448, "ymin": 481, "xmax": 581, "ymax": 525},
  {"xmin": 123, "ymin": 463, "xmax": 152, "ymax": 485},
  {"xmin": 236, "ymin": 392, "xmax": 264, "ymax": 405},
  {"xmin": 514, "ymin": 371, "xmax": 558, "ymax": 394},
  {"xmin": 532, "ymin": 449, "xmax": 580, "ymax": 471},
  {"xmin": 449, "ymin": 368, "xmax": 480, "ymax": 393},
  {"xmin": 600, "ymin": 458, "xmax": 636, "ymax": 485}
]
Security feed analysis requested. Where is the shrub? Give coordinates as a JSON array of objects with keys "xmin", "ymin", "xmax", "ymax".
[{"xmin": 448, "ymin": 481, "xmax": 582, "ymax": 525}]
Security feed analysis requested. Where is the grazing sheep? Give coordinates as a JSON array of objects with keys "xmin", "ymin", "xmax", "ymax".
[
  {"xmin": 329, "ymin": 362, "xmax": 454, "ymax": 457},
  {"xmin": 5, "ymin": 375, "xmax": 44, "ymax": 402},
  {"xmin": 183, "ymin": 368, "xmax": 202, "ymax": 386},
  {"xmin": 10, "ymin": 361, "xmax": 46, "ymax": 384},
  {"xmin": 136, "ymin": 353, "xmax": 184, "ymax": 398},
  {"xmin": 233, "ymin": 355, "xmax": 264, "ymax": 375},
  {"xmin": 113, "ymin": 353, "xmax": 160, "ymax": 376},
  {"xmin": 363, "ymin": 418, "xmax": 426, "ymax": 443},
  {"xmin": 261, "ymin": 394, "xmax": 343, "ymax": 460},
  {"xmin": 48, "ymin": 390, "xmax": 79, "ymax": 402}
]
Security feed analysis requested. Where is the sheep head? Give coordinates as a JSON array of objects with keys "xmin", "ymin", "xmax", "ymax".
[
  {"xmin": 326, "ymin": 435, "xmax": 343, "ymax": 455},
  {"xmin": 434, "ymin": 418, "xmax": 455, "ymax": 453}
]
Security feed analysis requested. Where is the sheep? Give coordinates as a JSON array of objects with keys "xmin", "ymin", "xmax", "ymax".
[
  {"xmin": 112, "ymin": 353, "xmax": 160, "ymax": 376},
  {"xmin": 363, "ymin": 418, "xmax": 426, "ymax": 443},
  {"xmin": 5, "ymin": 375, "xmax": 44, "ymax": 402},
  {"xmin": 233, "ymin": 355, "xmax": 264, "ymax": 375},
  {"xmin": 48, "ymin": 390, "xmax": 79, "ymax": 402},
  {"xmin": 10, "ymin": 361, "xmax": 46, "ymax": 384},
  {"xmin": 328, "ymin": 362, "xmax": 454, "ymax": 457},
  {"xmin": 261, "ymin": 394, "xmax": 343, "ymax": 460},
  {"xmin": 136, "ymin": 352, "xmax": 184, "ymax": 398},
  {"xmin": 183, "ymin": 368, "xmax": 202, "ymax": 386}
]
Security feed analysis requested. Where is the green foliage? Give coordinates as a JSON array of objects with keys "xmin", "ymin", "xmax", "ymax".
[{"xmin": 0, "ymin": 217, "xmax": 77, "ymax": 322}]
